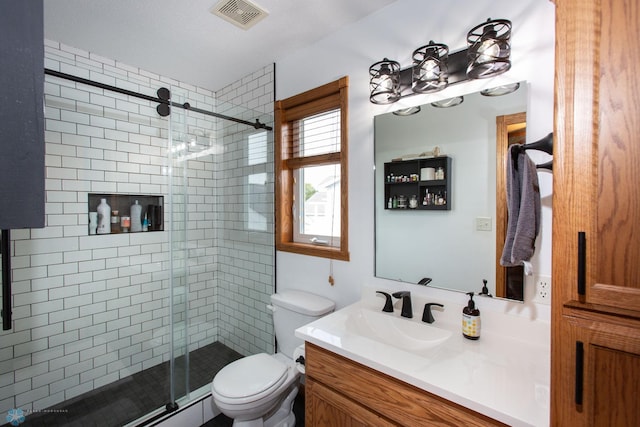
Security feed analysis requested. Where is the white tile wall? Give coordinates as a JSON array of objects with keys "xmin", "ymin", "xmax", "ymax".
[
  {"xmin": 215, "ymin": 64, "xmax": 276, "ymax": 356},
  {"xmin": 0, "ymin": 42, "xmax": 274, "ymax": 417}
]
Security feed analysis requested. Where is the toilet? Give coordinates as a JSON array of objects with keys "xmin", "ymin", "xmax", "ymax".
[{"xmin": 211, "ymin": 290, "xmax": 335, "ymax": 427}]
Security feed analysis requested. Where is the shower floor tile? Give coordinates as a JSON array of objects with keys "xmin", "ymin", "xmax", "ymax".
[{"xmin": 23, "ymin": 341, "xmax": 242, "ymax": 427}]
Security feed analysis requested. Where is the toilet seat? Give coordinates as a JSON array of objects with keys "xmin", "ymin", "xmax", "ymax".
[{"xmin": 212, "ymin": 353, "xmax": 289, "ymax": 405}]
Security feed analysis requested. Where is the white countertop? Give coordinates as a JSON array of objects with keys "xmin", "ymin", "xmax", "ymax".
[{"xmin": 295, "ymin": 293, "xmax": 550, "ymax": 427}]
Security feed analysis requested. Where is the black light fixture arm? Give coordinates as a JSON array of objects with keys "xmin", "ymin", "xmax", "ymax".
[{"xmin": 44, "ymin": 68, "xmax": 272, "ymax": 131}]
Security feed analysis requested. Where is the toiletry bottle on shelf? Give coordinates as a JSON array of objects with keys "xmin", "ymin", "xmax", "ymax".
[
  {"xmin": 462, "ymin": 292, "xmax": 480, "ymax": 340},
  {"xmin": 97, "ymin": 198, "xmax": 111, "ymax": 234},
  {"xmin": 89, "ymin": 212, "xmax": 98, "ymax": 235},
  {"xmin": 130, "ymin": 200, "xmax": 142, "ymax": 232},
  {"xmin": 111, "ymin": 210, "xmax": 120, "ymax": 233},
  {"xmin": 142, "ymin": 213, "xmax": 149, "ymax": 231},
  {"xmin": 387, "ymin": 197, "xmax": 393, "ymax": 209}
]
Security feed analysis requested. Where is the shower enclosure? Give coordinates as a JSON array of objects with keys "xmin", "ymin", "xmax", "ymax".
[
  {"xmin": 159, "ymin": 86, "xmax": 276, "ymax": 419},
  {"xmin": 0, "ymin": 42, "xmax": 275, "ymax": 426}
]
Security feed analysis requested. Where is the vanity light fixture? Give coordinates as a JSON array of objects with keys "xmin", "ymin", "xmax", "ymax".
[
  {"xmin": 466, "ymin": 18, "xmax": 512, "ymax": 79},
  {"xmin": 430, "ymin": 96, "xmax": 464, "ymax": 108},
  {"xmin": 369, "ymin": 18, "xmax": 512, "ymax": 105},
  {"xmin": 412, "ymin": 41, "xmax": 449, "ymax": 93},
  {"xmin": 392, "ymin": 106, "xmax": 422, "ymax": 116},
  {"xmin": 480, "ymin": 82, "xmax": 520, "ymax": 96},
  {"xmin": 369, "ymin": 58, "xmax": 401, "ymax": 104}
]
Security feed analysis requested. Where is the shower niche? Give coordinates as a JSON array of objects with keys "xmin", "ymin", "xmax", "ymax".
[{"xmin": 88, "ymin": 193, "xmax": 164, "ymax": 235}]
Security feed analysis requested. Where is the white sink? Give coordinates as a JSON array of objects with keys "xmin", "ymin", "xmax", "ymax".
[{"xmin": 346, "ymin": 307, "xmax": 452, "ymax": 351}]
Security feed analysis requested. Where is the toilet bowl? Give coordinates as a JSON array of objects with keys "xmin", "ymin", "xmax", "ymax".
[{"xmin": 211, "ymin": 290, "xmax": 334, "ymax": 427}]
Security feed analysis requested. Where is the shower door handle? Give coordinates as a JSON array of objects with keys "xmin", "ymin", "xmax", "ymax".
[{"xmin": 1, "ymin": 229, "xmax": 11, "ymax": 330}]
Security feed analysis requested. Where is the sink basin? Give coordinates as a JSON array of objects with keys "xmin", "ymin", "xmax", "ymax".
[{"xmin": 346, "ymin": 307, "xmax": 452, "ymax": 351}]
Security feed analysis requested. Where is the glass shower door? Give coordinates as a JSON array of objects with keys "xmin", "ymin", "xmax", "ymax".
[{"xmin": 166, "ymin": 87, "xmax": 190, "ymax": 409}]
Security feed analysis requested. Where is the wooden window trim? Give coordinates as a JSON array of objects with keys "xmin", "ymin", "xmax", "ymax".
[{"xmin": 275, "ymin": 77, "xmax": 349, "ymax": 261}]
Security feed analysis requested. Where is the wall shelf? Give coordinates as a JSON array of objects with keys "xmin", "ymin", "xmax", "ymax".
[
  {"xmin": 384, "ymin": 156, "xmax": 452, "ymax": 211},
  {"xmin": 88, "ymin": 193, "xmax": 164, "ymax": 235}
]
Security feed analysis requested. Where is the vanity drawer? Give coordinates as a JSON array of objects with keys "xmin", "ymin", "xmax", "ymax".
[{"xmin": 305, "ymin": 343, "xmax": 506, "ymax": 427}]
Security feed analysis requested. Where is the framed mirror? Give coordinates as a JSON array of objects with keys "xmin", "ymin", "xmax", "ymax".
[{"xmin": 374, "ymin": 82, "xmax": 528, "ymax": 300}]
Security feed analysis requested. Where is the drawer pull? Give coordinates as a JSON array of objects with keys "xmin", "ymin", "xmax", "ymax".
[
  {"xmin": 577, "ymin": 232, "xmax": 586, "ymax": 296},
  {"xmin": 575, "ymin": 341, "xmax": 584, "ymax": 405}
]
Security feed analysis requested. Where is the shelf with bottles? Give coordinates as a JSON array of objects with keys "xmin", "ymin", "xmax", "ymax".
[
  {"xmin": 88, "ymin": 193, "xmax": 164, "ymax": 235},
  {"xmin": 384, "ymin": 156, "xmax": 451, "ymax": 211}
]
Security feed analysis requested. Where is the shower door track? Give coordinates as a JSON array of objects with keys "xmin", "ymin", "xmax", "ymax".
[{"xmin": 44, "ymin": 68, "xmax": 273, "ymax": 131}]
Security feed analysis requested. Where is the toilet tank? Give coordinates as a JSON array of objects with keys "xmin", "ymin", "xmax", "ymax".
[{"xmin": 270, "ymin": 290, "xmax": 335, "ymax": 359}]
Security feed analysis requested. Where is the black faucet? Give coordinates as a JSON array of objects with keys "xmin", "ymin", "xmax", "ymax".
[
  {"xmin": 422, "ymin": 303, "xmax": 444, "ymax": 324},
  {"xmin": 376, "ymin": 291, "xmax": 394, "ymax": 313},
  {"xmin": 392, "ymin": 291, "xmax": 412, "ymax": 318}
]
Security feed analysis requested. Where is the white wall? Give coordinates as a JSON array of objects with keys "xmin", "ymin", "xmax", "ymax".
[{"xmin": 275, "ymin": 0, "xmax": 555, "ymax": 318}]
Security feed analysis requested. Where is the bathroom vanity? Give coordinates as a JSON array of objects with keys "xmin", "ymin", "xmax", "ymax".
[
  {"xmin": 296, "ymin": 292, "xmax": 550, "ymax": 426},
  {"xmin": 305, "ymin": 343, "xmax": 505, "ymax": 426}
]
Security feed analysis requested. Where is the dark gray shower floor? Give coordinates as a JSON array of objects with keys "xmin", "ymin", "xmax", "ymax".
[{"xmin": 22, "ymin": 341, "xmax": 243, "ymax": 427}]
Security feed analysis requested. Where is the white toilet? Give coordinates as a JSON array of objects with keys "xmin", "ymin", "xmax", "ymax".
[{"xmin": 211, "ymin": 290, "xmax": 335, "ymax": 427}]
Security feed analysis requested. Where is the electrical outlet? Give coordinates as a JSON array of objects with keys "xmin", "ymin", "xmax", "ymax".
[{"xmin": 534, "ymin": 275, "xmax": 551, "ymax": 304}]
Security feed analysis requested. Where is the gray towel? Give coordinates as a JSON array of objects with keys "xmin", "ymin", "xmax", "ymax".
[{"xmin": 500, "ymin": 144, "xmax": 541, "ymax": 267}]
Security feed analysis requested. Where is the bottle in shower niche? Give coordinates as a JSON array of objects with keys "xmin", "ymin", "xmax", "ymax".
[
  {"xmin": 97, "ymin": 198, "xmax": 111, "ymax": 234},
  {"xmin": 130, "ymin": 200, "xmax": 142, "ymax": 232}
]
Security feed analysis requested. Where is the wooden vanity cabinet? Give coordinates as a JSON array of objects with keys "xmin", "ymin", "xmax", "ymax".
[
  {"xmin": 304, "ymin": 343, "xmax": 506, "ymax": 427},
  {"xmin": 552, "ymin": 0, "xmax": 640, "ymax": 425}
]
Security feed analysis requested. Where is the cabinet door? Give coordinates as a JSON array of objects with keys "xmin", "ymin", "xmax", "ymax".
[
  {"xmin": 553, "ymin": 312, "xmax": 640, "ymax": 426},
  {"xmin": 554, "ymin": 0, "xmax": 640, "ymax": 311},
  {"xmin": 306, "ymin": 378, "xmax": 397, "ymax": 427}
]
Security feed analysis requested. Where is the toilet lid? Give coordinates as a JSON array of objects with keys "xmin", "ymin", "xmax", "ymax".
[{"xmin": 213, "ymin": 353, "xmax": 288, "ymax": 401}]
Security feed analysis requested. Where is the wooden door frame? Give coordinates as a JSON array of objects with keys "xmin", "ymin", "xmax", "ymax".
[{"xmin": 495, "ymin": 112, "xmax": 526, "ymax": 298}]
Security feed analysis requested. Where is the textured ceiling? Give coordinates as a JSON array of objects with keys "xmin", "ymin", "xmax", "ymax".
[{"xmin": 44, "ymin": 0, "xmax": 398, "ymax": 91}]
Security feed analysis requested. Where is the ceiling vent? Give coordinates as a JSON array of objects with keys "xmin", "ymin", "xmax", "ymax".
[{"xmin": 210, "ymin": 0, "xmax": 269, "ymax": 30}]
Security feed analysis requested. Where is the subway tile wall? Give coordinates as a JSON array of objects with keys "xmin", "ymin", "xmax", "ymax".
[
  {"xmin": 0, "ymin": 41, "xmax": 275, "ymax": 414},
  {"xmin": 215, "ymin": 66, "xmax": 275, "ymax": 356}
]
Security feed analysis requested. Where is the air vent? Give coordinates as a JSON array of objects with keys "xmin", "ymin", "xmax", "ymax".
[{"xmin": 210, "ymin": 0, "xmax": 269, "ymax": 30}]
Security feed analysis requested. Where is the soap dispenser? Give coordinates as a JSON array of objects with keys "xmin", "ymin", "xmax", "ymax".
[{"xmin": 462, "ymin": 292, "xmax": 480, "ymax": 340}]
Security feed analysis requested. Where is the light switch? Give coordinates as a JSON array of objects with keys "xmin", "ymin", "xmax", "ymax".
[{"xmin": 476, "ymin": 217, "xmax": 492, "ymax": 231}]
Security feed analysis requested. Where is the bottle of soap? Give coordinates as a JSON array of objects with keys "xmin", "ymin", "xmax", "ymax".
[
  {"xmin": 462, "ymin": 292, "xmax": 480, "ymax": 340},
  {"xmin": 97, "ymin": 198, "xmax": 111, "ymax": 234},
  {"xmin": 130, "ymin": 200, "xmax": 142, "ymax": 232}
]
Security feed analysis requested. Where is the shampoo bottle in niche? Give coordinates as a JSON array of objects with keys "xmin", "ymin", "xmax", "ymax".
[
  {"xmin": 462, "ymin": 292, "xmax": 480, "ymax": 340},
  {"xmin": 97, "ymin": 198, "xmax": 111, "ymax": 234},
  {"xmin": 130, "ymin": 200, "xmax": 142, "ymax": 232}
]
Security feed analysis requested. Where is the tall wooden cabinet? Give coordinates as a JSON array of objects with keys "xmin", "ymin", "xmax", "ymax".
[{"xmin": 552, "ymin": 0, "xmax": 640, "ymax": 425}]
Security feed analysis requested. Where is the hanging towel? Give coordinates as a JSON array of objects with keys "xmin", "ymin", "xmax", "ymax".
[{"xmin": 500, "ymin": 144, "xmax": 541, "ymax": 267}]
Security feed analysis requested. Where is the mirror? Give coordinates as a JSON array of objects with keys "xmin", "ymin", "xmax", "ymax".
[{"xmin": 374, "ymin": 83, "xmax": 527, "ymax": 300}]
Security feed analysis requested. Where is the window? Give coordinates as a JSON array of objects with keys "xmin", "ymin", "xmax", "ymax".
[{"xmin": 275, "ymin": 77, "xmax": 349, "ymax": 260}]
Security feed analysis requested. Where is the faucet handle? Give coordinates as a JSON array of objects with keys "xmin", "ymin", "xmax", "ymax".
[
  {"xmin": 422, "ymin": 303, "xmax": 444, "ymax": 324},
  {"xmin": 376, "ymin": 291, "xmax": 394, "ymax": 313}
]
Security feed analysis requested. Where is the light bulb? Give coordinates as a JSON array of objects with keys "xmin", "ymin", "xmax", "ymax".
[
  {"xmin": 476, "ymin": 40, "xmax": 500, "ymax": 64},
  {"xmin": 419, "ymin": 59, "xmax": 441, "ymax": 80}
]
